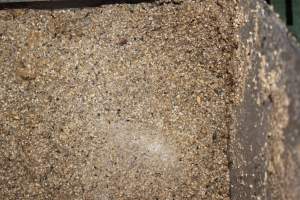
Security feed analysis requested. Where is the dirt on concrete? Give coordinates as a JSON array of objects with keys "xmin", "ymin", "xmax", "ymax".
[{"xmin": 230, "ymin": 1, "xmax": 300, "ymax": 200}]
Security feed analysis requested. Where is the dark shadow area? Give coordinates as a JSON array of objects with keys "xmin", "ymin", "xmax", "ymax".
[
  {"xmin": 0, "ymin": 0, "xmax": 155, "ymax": 10},
  {"xmin": 286, "ymin": 0, "xmax": 293, "ymax": 25}
]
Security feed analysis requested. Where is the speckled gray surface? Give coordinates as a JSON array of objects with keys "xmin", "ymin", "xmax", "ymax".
[{"xmin": 0, "ymin": 1, "xmax": 240, "ymax": 199}]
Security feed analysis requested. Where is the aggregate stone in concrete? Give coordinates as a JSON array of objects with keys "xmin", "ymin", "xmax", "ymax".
[{"xmin": 0, "ymin": 1, "xmax": 239, "ymax": 199}]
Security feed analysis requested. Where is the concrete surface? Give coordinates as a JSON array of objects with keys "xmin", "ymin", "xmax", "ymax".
[
  {"xmin": 0, "ymin": 1, "xmax": 239, "ymax": 199},
  {"xmin": 0, "ymin": 0, "xmax": 300, "ymax": 200},
  {"xmin": 230, "ymin": 1, "xmax": 300, "ymax": 199}
]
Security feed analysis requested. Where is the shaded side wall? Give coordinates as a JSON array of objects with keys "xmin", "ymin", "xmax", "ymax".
[{"xmin": 230, "ymin": 0, "xmax": 300, "ymax": 199}]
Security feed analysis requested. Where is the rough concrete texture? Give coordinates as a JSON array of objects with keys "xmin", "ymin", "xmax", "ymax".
[
  {"xmin": 0, "ymin": 0, "xmax": 240, "ymax": 199},
  {"xmin": 0, "ymin": 0, "xmax": 300, "ymax": 200}
]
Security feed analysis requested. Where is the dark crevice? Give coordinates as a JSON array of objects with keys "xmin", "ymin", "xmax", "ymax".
[
  {"xmin": 266, "ymin": 0, "xmax": 294, "ymax": 26},
  {"xmin": 285, "ymin": 0, "xmax": 293, "ymax": 25},
  {"xmin": 0, "ymin": 0, "xmax": 155, "ymax": 10},
  {"xmin": 155, "ymin": 0, "xmax": 182, "ymax": 6}
]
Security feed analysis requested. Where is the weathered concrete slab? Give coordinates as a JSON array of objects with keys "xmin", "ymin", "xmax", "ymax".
[
  {"xmin": 0, "ymin": 0, "xmax": 299, "ymax": 199},
  {"xmin": 0, "ymin": 1, "xmax": 238, "ymax": 199}
]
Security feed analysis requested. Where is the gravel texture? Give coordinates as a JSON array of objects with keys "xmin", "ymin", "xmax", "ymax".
[
  {"xmin": 0, "ymin": 0, "xmax": 240, "ymax": 199},
  {"xmin": 2, "ymin": 1, "xmax": 300, "ymax": 200}
]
